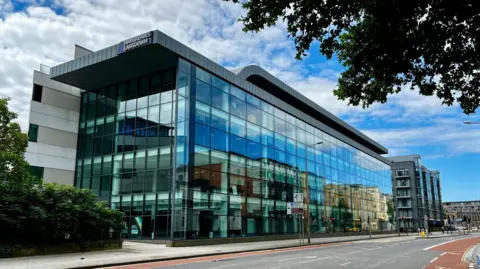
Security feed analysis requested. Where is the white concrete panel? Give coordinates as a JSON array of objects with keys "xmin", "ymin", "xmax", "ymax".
[
  {"xmin": 33, "ymin": 70, "xmax": 82, "ymax": 97},
  {"xmin": 42, "ymin": 87, "xmax": 81, "ymax": 112},
  {"xmin": 37, "ymin": 126, "xmax": 78, "ymax": 149},
  {"xmin": 43, "ymin": 168, "xmax": 75, "ymax": 185},
  {"xmin": 29, "ymin": 108, "xmax": 79, "ymax": 134},
  {"xmin": 26, "ymin": 142, "xmax": 76, "ymax": 160},
  {"xmin": 30, "ymin": 101, "xmax": 79, "ymax": 123},
  {"xmin": 25, "ymin": 151, "xmax": 75, "ymax": 171}
]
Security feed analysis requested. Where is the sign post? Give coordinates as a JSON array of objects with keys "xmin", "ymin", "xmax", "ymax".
[
  {"xmin": 290, "ymin": 193, "xmax": 305, "ymax": 244},
  {"xmin": 424, "ymin": 215, "xmax": 429, "ymax": 237}
]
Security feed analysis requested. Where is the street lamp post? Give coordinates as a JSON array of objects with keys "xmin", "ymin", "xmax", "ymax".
[{"xmin": 306, "ymin": 141, "xmax": 323, "ymax": 244}]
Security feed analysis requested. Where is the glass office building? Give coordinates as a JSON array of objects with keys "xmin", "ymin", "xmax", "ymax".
[{"xmin": 49, "ymin": 30, "xmax": 393, "ymax": 241}]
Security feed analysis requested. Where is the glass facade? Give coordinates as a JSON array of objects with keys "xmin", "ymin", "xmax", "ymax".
[{"xmin": 75, "ymin": 57, "xmax": 392, "ymax": 240}]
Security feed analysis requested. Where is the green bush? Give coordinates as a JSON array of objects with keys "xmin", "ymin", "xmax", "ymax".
[{"xmin": 0, "ymin": 183, "xmax": 124, "ymax": 246}]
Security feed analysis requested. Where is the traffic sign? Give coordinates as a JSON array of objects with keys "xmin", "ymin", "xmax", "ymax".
[
  {"xmin": 424, "ymin": 215, "xmax": 429, "ymax": 221},
  {"xmin": 294, "ymin": 193, "xmax": 304, "ymax": 203},
  {"xmin": 292, "ymin": 208, "xmax": 304, "ymax": 215},
  {"xmin": 292, "ymin": 202, "xmax": 303, "ymax": 208}
]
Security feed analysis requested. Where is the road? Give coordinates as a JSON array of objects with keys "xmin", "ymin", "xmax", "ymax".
[{"xmin": 102, "ymin": 235, "xmax": 480, "ymax": 269}]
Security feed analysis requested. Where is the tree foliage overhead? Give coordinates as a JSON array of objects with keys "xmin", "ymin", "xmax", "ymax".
[{"xmin": 226, "ymin": 1, "xmax": 480, "ymax": 114}]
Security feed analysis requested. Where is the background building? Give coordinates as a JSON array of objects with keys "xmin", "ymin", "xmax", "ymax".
[
  {"xmin": 388, "ymin": 155, "xmax": 443, "ymax": 229},
  {"xmin": 28, "ymin": 30, "xmax": 393, "ymax": 241},
  {"xmin": 443, "ymin": 201, "xmax": 480, "ymax": 228}
]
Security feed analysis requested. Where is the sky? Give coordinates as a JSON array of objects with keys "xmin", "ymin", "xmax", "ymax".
[{"xmin": 0, "ymin": 0, "xmax": 479, "ymax": 202}]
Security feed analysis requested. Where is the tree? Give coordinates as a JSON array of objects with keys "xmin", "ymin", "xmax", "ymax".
[
  {"xmin": 226, "ymin": 1, "xmax": 480, "ymax": 114},
  {"xmin": 0, "ymin": 98, "xmax": 37, "ymax": 186},
  {"xmin": 0, "ymin": 98, "xmax": 41, "ymax": 236}
]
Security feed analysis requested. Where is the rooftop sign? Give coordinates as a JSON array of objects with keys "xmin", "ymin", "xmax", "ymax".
[{"xmin": 117, "ymin": 31, "xmax": 153, "ymax": 54}]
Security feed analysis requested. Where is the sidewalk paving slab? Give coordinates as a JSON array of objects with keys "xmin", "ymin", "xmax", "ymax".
[{"xmin": 0, "ymin": 233, "xmax": 408, "ymax": 269}]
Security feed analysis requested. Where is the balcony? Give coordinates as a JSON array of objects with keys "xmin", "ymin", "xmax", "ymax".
[
  {"xmin": 396, "ymin": 192, "xmax": 411, "ymax": 198},
  {"xmin": 394, "ymin": 169, "xmax": 410, "ymax": 178},
  {"xmin": 397, "ymin": 203, "xmax": 412, "ymax": 209},
  {"xmin": 396, "ymin": 182, "xmax": 410, "ymax": 188}
]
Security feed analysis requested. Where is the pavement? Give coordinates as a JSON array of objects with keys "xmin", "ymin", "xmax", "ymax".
[
  {"xmin": 98, "ymin": 234, "xmax": 480, "ymax": 269},
  {"xmin": 0, "ymin": 232, "xmax": 472, "ymax": 269}
]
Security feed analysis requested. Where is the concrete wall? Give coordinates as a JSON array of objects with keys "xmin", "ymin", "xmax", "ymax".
[
  {"xmin": 43, "ymin": 168, "xmax": 75, "ymax": 185},
  {"xmin": 25, "ymin": 70, "xmax": 81, "ymax": 185}
]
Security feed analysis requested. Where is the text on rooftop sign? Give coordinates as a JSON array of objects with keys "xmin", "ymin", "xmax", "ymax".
[{"xmin": 118, "ymin": 31, "xmax": 153, "ymax": 54}]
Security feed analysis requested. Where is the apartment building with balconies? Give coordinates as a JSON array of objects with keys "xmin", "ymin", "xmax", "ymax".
[{"xmin": 387, "ymin": 155, "xmax": 443, "ymax": 229}]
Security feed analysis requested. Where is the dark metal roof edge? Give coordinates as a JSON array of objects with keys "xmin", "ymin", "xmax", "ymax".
[{"xmin": 233, "ymin": 65, "xmax": 389, "ymax": 155}]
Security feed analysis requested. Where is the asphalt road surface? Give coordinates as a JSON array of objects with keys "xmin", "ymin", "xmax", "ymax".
[{"xmin": 104, "ymin": 235, "xmax": 480, "ymax": 269}]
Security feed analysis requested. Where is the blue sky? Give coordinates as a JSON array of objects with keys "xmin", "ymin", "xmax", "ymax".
[{"xmin": 1, "ymin": 0, "xmax": 479, "ymax": 201}]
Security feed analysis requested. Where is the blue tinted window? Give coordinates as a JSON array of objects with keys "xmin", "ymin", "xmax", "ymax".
[
  {"xmin": 297, "ymin": 157, "xmax": 306, "ymax": 172},
  {"xmin": 230, "ymin": 116, "xmax": 246, "ymax": 137},
  {"xmin": 211, "ymin": 108, "xmax": 229, "ymax": 132},
  {"xmin": 262, "ymin": 128, "xmax": 275, "ymax": 147},
  {"xmin": 317, "ymin": 165, "xmax": 325, "ymax": 177},
  {"xmin": 275, "ymin": 150, "xmax": 286, "ymax": 164},
  {"xmin": 262, "ymin": 112, "xmax": 274, "ymax": 130},
  {"xmin": 195, "ymin": 123, "xmax": 210, "ymax": 148},
  {"xmin": 262, "ymin": 101, "xmax": 274, "ymax": 113},
  {"xmin": 331, "ymin": 156, "xmax": 338, "ymax": 169},
  {"xmin": 297, "ymin": 143, "xmax": 306, "ymax": 157},
  {"xmin": 247, "ymin": 104, "xmax": 262, "ymax": 125},
  {"xmin": 338, "ymin": 159, "xmax": 344, "ymax": 171},
  {"xmin": 230, "ymin": 96, "xmax": 246, "ymax": 119},
  {"xmin": 195, "ymin": 79, "xmax": 211, "ymax": 105},
  {"xmin": 286, "ymin": 123, "xmax": 296, "ymax": 139},
  {"xmin": 274, "ymin": 117, "xmax": 286, "ymax": 136},
  {"xmin": 297, "ymin": 128, "xmax": 306, "ymax": 143},
  {"xmin": 230, "ymin": 134, "xmax": 246, "ymax": 156},
  {"xmin": 315, "ymin": 150, "xmax": 322, "ymax": 164},
  {"xmin": 287, "ymin": 154, "xmax": 296, "ymax": 167},
  {"xmin": 230, "ymin": 86, "xmax": 246, "ymax": 100},
  {"xmin": 196, "ymin": 67, "xmax": 211, "ymax": 84},
  {"xmin": 324, "ymin": 153, "xmax": 331, "ymax": 167},
  {"xmin": 324, "ymin": 166, "xmax": 332, "ymax": 179},
  {"xmin": 262, "ymin": 146, "xmax": 275, "ymax": 160},
  {"xmin": 306, "ymin": 132, "xmax": 315, "ymax": 145},
  {"xmin": 247, "ymin": 141, "xmax": 262, "ymax": 160},
  {"xmin": 308, "ymin": 160, "xmax": 316, "ymax": 175},
  {"xmin": 195, "ymin": 101, "xmax": 210, "ymax": 125},
  {"xmin": 212, "ymin": 76, "xmax": 229, "ymax": 93},
  {"xmin": 212, "ymin": 87, "xmax": 229, "ymax": 112},
  {"xmin": 247, "ymin": 94, "xmax": 261, "ymax": 107},
  {"xmin": 211, "ymin": 128, "xmax": 228, "ymax": 152},
  {"xmin": 274, "ymin": 134, "xmax": 286, "ymax": 151},
  {"xmin": 246, "ymin": 122, "xmax": 261, "ymax": 143},
  {"xmin": 307, "ymin": 147, "xmax": 315, "ymax": 161},
  {"xmin": 286, "ymin": 139, "xmax": 296, "ymax": 155},
  {"xmin": 274, "ymin": 107, "xmax": 286, "ymax": 119}
]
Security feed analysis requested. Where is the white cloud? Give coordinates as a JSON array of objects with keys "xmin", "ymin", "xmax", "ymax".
[
  {"xmin": 0, "ymin": 0, "xmax": 293, "ymax": 131},
  {"xmin": 362, "ymin": 118, "xmax": 480, "ymax": 156}
]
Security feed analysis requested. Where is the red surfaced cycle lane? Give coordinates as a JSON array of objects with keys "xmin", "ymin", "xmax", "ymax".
[{"xmin": 424, "ymin": 237, "xmax": 480, "ymax": 269}]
